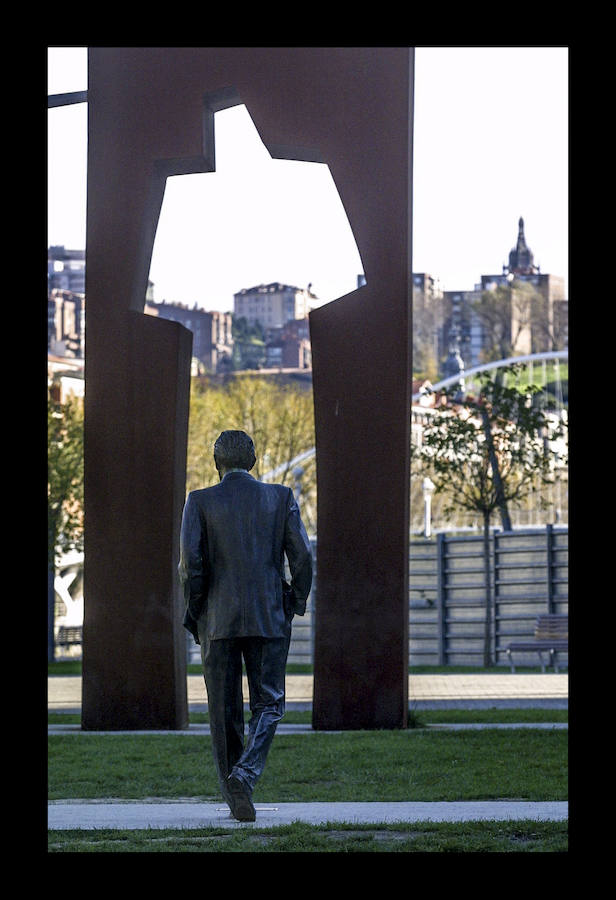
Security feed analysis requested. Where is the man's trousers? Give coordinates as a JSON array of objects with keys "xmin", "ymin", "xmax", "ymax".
[{"xmin": 200, "ymin": 632, "xmax": 291, "ymax": 796}]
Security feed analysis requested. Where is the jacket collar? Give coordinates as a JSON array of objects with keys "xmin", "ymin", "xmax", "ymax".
[{"xmin": 222, "ymin": 469, "xmax": 255, "ymax": 481}]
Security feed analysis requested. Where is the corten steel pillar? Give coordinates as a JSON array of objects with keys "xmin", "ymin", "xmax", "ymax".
[
  {"xmin": 309, "ymin": 59, "xmax": 414, "ymax": 731},
  {"xmin": 81, "ymin": 47, "xmax": 413, "ymax": 731}
]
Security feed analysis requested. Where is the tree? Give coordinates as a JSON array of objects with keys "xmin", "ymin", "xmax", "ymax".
[
  {"xmin": 413, "ymin": 365, "xmax": 567, "ymax": 666},
  {"xmin": 412, "ymin": 284, "xmax": 441, "ymax": 381},
  {"xmin": 472, "ymin": 283, "xmax": 533, "ymax": 362},
  {"xmin": 527, "ymin": 287, "xmax": 563, "ymax": 353},
  {"xmin": 48, "ymin": 389, "xmax": 84, "ymax": 661},
  {"xmin": 231, "ymin": 316, "xmax": 266, "ymax": 370},
  {"xmin": 186, "ymin": 374, "xmax": 317, "ymax": 531}
]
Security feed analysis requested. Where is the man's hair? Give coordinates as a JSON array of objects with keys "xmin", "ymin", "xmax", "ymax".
[{"xmin": 213, "ymin": 430, "xmax": 256, "ymax": 473}]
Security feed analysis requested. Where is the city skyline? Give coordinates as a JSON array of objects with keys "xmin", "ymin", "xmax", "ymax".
[{"xmin": 48, "ymin": 46, "xmax": 568, "ymax": 312}]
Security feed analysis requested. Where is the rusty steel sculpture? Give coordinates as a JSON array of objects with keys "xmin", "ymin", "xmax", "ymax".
[{"xmin": 81, "ymin": 47, "xmax": 413, "ymax": 731}]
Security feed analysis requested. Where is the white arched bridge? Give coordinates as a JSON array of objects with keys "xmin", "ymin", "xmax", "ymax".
[{"xmin": 261, "ymin": 349, "xmax": 568, "ymax": 482}]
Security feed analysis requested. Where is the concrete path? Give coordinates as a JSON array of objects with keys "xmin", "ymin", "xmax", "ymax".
[
  {"xmin": 48, "ymin": 672, "xmax": 569, "ymax": 712},
  {"xmin": 48, "ymin": 721, "xmax": 567, "ymax": 735},
  {"xmin": 48, "ymin": 799, "xmax": 568, "ymax": 830}
]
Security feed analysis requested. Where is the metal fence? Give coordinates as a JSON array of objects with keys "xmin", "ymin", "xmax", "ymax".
[
  {"xmin": 57, "ymin": 527, "xmax": 568, "ymax": 668},
  {"xmin": 187, "ymin": 527, "xmax": 568, "ymax": 668},
  {"xmin": 408, "ymin": 525, "xmax": 568, "ymax": 667}
]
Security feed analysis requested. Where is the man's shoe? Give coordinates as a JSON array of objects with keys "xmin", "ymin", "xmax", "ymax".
[
  {"xmin": 226, "ymin": 774, "xmax": 256, "ymax": 822},
  {"xmin": 220, "ymin": 781, "xmax": 233, "ymax": 808}
]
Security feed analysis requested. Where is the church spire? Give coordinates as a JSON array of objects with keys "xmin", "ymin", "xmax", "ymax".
[{"xmin": 506, "ymin": 217, "xmax": 539, "ymax": 276}]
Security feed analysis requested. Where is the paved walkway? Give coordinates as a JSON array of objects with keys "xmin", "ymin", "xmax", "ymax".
[
  {"xmin": 48, "ymin": 720, "xmax": 567, "ymax": 735},
  {"xmin": 48, "ymin": 672, "xmax": 569, "ymax": 712},
  {"xmin": 48, "ymin": 672, "xmax": 568, "ymax": 830},
  {"xmin": 48, "ymin": 799, "xmax": 568, "ymax": 830}
]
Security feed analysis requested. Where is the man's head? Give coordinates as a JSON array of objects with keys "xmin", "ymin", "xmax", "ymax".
[{"xmin": 214, "ymin": 430, "xmax": 256, "ymax": 476}]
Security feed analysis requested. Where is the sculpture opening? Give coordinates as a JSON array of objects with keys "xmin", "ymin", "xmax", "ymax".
[{"xmin": 149, "ymin": 104, "xmax": 364, "ymax": 311}]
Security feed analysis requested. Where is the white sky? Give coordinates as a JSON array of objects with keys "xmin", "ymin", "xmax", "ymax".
[{"xmin": 48, "ymin": 46, "xmax": 568, "ymax": 312}]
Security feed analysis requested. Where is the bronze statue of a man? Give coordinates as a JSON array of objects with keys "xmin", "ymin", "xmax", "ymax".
[{"xmin": 178, "ymin": 430, "xmax": 313, "ymax": 820}]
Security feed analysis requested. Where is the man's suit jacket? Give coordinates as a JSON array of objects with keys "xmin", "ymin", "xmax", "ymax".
[{"xmin": 178, "ymin": 470, "xmax": 313, "ymax": 643}]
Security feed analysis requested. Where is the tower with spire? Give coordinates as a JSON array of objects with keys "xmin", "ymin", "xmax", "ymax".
[
  {"xmin": 439, "ymin": 216, "xmax": 567, "ymax": 373},
  {"xmin": 503, "ymin": 217, "xmax": 540, "ymax": 277}
]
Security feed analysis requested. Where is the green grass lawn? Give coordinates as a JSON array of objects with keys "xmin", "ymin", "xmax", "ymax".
[
  {"xmin": 48, "ymin": 661, "xmax": 568, "ymax": 852},
  {"xmin": 48, "ymin": 728, "xmax": 567, "ymax": 803},
  {"xmin": 48, "ymin": 819, "xmax": 568, "ymax": 853},
  {"xmin": 48, "ymin": 727, "xmax": 568, "ymax": 852}
]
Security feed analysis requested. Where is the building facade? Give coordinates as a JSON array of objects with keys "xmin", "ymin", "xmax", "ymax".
[
  {"xmin": 412, "ymin": 273, "xmax": 445, "ymax": 379},
  {"xmin": 265, "ymin": 317, "xmax": 312, "ymax": 369},
  {"xmin": 479, "ymin": 218, "xmax": 566, "ymax": 357},
  {"xmin": 48, "ymin": 246, "xmax": 86, "ymax": 295},
  {"xmin": 48, "ymin": 247, "xmax": 86, "ymax": 358},
  {"xmin": 48, "ymin": 289, "xmax": 85, "ymax": 357},
  {"xmin": 233, "ymin": 282, "xmax": 317, "ymax": 330},
  {"xmin": 441, "ymin": 287, "xmax": 482, "ymax": 369},
  {"xmin": 46, "ymin": 250, "xmax": 235, "ymax": 372},
  {"xmin": 145, "ymin": 300, "xmax": 234, "ymax": 372}
]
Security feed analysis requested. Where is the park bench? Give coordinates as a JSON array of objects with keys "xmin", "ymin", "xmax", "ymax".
[
  {"xmin": 505, "ymin": 614, "xmax": 568, "ymax": 673},
  {"xmin": 56, "ymin": 625, "xmax": 83, "ymax": 652}
]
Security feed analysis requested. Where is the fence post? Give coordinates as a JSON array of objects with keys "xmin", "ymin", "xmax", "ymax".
[
  {"xmin": 493, "ymin": 529, "xmax": 500, "ymax": 665},
  {"xmin": 309, "ymin": 538, "xmax": 317, "ymax": 664},
  {"xmin": 436, "ymin": 532, "xmax": 447, "ymax": 665},
  {"xmin": 546, "ymin": 523, "xmax": 554, "ymax": 614}
]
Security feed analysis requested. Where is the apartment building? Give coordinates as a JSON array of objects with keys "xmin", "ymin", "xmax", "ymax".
[
  {"xmin": 145, "ymin": 301, "xmax": 234, "ymax": 372},
  {"xmin": 233, "ymin": 282, "xmax": 317, "ymax": 329},
  {"xmin": 265, "ymin": 317, "xmax": 312, "ymax": 369},
  {"xmin": 48, "ymin": 246, "xmax": 86, "ymax": 295},
  {"xmin": 48, "ymin": 288, "xmax": 85, "ymax": 357}
]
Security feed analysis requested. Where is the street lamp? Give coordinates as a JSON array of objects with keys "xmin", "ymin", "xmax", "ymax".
[{"xmin": 422, "ymin": 476, "xmax": 435, "ymax": 538}]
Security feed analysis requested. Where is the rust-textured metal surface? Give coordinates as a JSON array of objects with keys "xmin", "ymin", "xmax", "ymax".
[
  {"xmin": 82, "ymin": 47, "xmax": 413, "ymax": 731},
  {"xmin": 309, "ymin": 55, "xmax": 413, "ymax": 730},
  {"xmin": 81, "ymin": 312, "xmax": 192, "ymax": 730}
]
